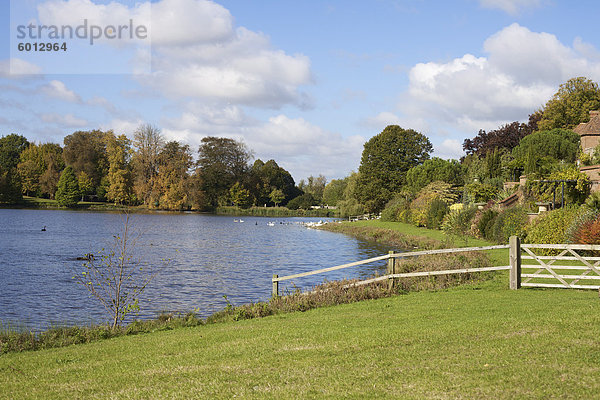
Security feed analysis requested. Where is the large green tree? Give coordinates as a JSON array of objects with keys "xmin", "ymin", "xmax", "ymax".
[
  {"xmin": 538, "ymin": 77, "xmax": 600, "ymax": 131},
  {"xmin": 105, "ymin": 132, "xmax": 133, "ymax": 205},
  {"xmin": 298, "ymin": 175, "xmax": 327, "ymax": 204},
  {"xmin": 0, "ymin": 134, "xmax": 29, "ymax": 203},
  {"xmin": 322, "ymin": 178, "xmax": 348, "ymax": 207},
  {"xmin": 512, "ymin": 128, "xmax": 581, "ymax": 174},
  {"xmin": 354, "ymin": 125, "xmax": 432, "ymax": 212},
  {"xmin": 249, "ymin": 159, "xmax": 299, "ymax": 206},
  {"xmin": 17, "ymin": 142, "xmax": 65, "ymax": 198},
  {"xmin": 0, "ymin": 134, "xmax": 29, "ymax": 171},
  {"xmin": 55, "ymin": 166, "xmax": 80, "ymax": 207},
  {"xmin": 196, "ymin": 137, "xmax": 252, "ymax": 208},
  {"xmin": 39, "ymin": 144, "xmax": 64, "ymax": 199},
  {"xmin": 406, "ymin": 157, "xmax": 464, "ymax": 193},
  {"xmin": 230, "ymin": 181, "xmax": 253, "ymax": 208},
  {"xmin": 131, "ymin": 124, "xmax": 164, "ymax": 206},
  {"xmin": 17, "ymin": 144, "xmax": 44, "ymax": 197},
  {"xmin": 336, "ymin": 172, "xmax": 366, "ymax": 217},
  {"xmin": 63, "ymin": 130, "xmax": 109, "ymax": 193},
  {"xmin": 155, "ymin": 141, "xmax": 193, "ymax": 210}
]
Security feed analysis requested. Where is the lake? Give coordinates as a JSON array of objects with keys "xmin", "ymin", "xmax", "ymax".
[{"xmin": 0, "ymin": 209, "xmax": 394, "ymax": 330}]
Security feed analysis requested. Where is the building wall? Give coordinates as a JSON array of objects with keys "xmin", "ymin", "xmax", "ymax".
[
  {"xmin": 580, "ymin": 165, "xmax": 600, "ymax": 192},
  {"xmin": 581, "ymin": 135, "xmax": 600, "ymax": 153}
]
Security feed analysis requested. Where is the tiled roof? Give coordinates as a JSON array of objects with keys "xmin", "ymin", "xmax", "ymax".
[{"xmin": 574, "ymin": 111, "xmax": 600, "ymax": 135}]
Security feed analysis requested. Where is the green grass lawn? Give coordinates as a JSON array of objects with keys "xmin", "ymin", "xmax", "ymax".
[
  {"xmin": 350, "ymin": 219, "xmax": 495, "ymax": 247},
  {"xmin": 18, "ymin": 196, "xmax": 142, "ymax": 211},
  {"xmin": 21, "ymin": 196, "xmax": 57, "ymax": 205},
  {"xmin": 330, "ymin": 220, "xmax": 510, "ymax": 267},
  {"xmin": 2, "ymin": 276, "xmax": 599, "ymax": 399}
]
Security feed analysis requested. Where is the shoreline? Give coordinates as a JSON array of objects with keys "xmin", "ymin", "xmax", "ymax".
[
  {"xmin": 317, "ymin": 220, "xmax": 446, "ymax": 250},
  {"xmin": 1, "ymin": 197, "xmax": 340, "ymax": 218}
]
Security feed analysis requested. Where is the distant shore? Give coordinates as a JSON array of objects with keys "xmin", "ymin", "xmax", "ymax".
[{"xmin": 1, "ymin": 196, "xmax": 340, "ymax": 218}]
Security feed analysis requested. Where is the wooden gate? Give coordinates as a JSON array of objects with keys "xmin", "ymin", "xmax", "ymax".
[{"xmin": 513, "ymin": 238, "xmax": 600, "ymax": 290}]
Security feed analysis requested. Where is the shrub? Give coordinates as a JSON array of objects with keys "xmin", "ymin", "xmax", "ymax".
[
  {"xmin": 409, "ymin": 181, "xmax": 458, "ymax": 227},
  {"xmin": 464, "ymin": 182, "xmax": 500, "ymax": 203},
  {"xmin": 287, "ymin": 193, "xmax": 316, "ymax": 210},
  {"xmin": 441, "ymin": 205, "xmax": 478, "ymax": 238},
  {"xmin": 476, "ymin": 209, "xmax": 499, "ymax": 240},
  {"xmin": 425, "ymin": 199, "xmax": 449, "ymax": 229},
  {"xmin": 526, "ymin": 165, "xmax": 591, "ymax": 206},
  {"xmin": 380, "ymin": 195, "xmax": 410, "ymax": 222},
  {"xmin": 525, "ymin": 206, "xmax": 582, "ymax": 245},
  {"xmin": 571, "ymin": 218, "xmax": 600, "ymax": 244},
  {"xmin": 489, "ymin": 206, "xmax": 528, "ymax": 244},
  {"xmin": 397, "ymin": 207, "xmax": 412, "ymax": 223},
  {"xmin": 0, "ymin": 312, "xmax": 204, "ymax": 354},
  {"xmin": 336, "ymin": 198, "xmax": 366, "ymax": 218},
  {"xmin": 584, "ymin": 191, "xmax": 600, "ymax": 212},
  {"xmin": 566, "ymin": 209, "xmax": 600, "ymax": 244}
]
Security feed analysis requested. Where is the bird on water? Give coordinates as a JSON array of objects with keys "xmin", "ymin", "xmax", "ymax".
[{"xmin": 41, "ymin": 226, "xmax": 47, "ymax": 231}]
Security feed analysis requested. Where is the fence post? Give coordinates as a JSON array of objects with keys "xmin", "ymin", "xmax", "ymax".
[
  {"xmin": 509, "ymin": 236, "xmax": 521, "ymax": 290},
  {"xmin": 272, "ymin": 274, "xmax": 279, "ymax": 297},
  {"xmin": 387, "ymin": 251, "xmax": 396, "ymax": 289}
]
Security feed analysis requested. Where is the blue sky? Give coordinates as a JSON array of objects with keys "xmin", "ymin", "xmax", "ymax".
[{"xmin": 2, "ymin": 0, "xmax": 600, "ymax": 182}]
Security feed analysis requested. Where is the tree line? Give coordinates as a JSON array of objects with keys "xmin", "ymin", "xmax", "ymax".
[
  {"xmin": 0, "ymin": 124, "xmax": 329, "ymax": 210},
  {"xmin": 319, "ymin": 76, "xmax": 600, "ymax": 217},
  {"xmin": 2, "ymin": 76, "xmax": 598, "ymax": 215}
]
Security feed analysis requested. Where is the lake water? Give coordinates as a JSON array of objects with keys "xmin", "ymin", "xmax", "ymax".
[{"xmin": 0, "ymin": 209, "xmax": 393, "ymax": 330}]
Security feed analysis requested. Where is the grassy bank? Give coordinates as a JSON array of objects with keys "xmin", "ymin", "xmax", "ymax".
[
  {"xmin": 216, "ymin": 205, "xmax": 339, "ymax": 218},
  {"xmin": 1, "ymin": 277, "xmax": 599, "ymax": 399},
  {"xmin": 320, "ymin": 220, "xmax": 509, "ymax": 266},
  {"xmin": 0, "ymin": 196, "xmax": 135, "ymax": 211},
  {"xmin": 3, "ymin": 198, "xmax": 343, "ymax": 217}
]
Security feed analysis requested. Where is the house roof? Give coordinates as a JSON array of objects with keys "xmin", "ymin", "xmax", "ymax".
[{"xmin": 574, "ymin": 110, "xmax": 600, "ymax": 136}]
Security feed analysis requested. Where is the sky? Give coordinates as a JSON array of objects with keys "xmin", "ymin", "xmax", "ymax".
[{"xmin": 2, "ymin": 0, "xmax": 600, "ymax": 182}]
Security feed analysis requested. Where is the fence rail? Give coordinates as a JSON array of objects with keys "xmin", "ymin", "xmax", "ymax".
[
  {"xmin": 272, "ymin": 244, "xmax": 509, "ymax": 296},
  {"xmin": 272, "ymin": 236, "xmax": 600, "ymax": 296},
  {"xmin": 348, "ymin": 213, "xmax": 376, "ymax": 221},
  {"xmin": 517, "ymin": 239, "xmax": 600, "ymax": 290}
]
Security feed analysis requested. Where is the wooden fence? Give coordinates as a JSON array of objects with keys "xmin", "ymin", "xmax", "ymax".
[
  {"xmin": 515, "ymin": 236, "xmax": 600, "ymax": 290},
  {"xmin": 348, "ymin": 213, "xmax": 375, "ymax": 221},
  {"xmin": 272, "ymin": 244, "xmax": 510, "ymax": 296},
  {"xmin": 272, "ymin": 236, "xmax": 600, "ymax": 296}
]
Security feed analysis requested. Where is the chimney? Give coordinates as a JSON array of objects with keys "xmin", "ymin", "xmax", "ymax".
[{"xmin": 591, "ymin": 110, "xmax": 600, "ymax": 118}]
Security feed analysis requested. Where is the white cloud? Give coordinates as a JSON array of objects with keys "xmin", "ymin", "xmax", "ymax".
[
  {"xmin": 40, "ymin": 113, "xmax": 87, "ymax": 127},
  {"xmin": 87, "ymin": 96, "xmax": 117, "ymax": 114},
  {"xmin": 149, "ymin": 0, "xmax": 233, "ymax": 46},
  {"xmin": 405, "ymin": 23, "xmax": 600, "ymax": 133},
  {"xmin": 100, "ymin": 118, "xmax": 145, "ymax": 136},
  {"xmin": 161, "ymin": 106, "xmax": 364, "ymax": 180},
  {"xmin": 37, "ymin": 0, "xmax": 150, "ymax": 46},
  {"xmin": 360, "ymin": 112, "xmax": 402, "ymax": 129},
  {"xmin": 433, "ymin": 139, "xmax": 464, "ymax": 160},
  {"xmin": 479, "ymin": 0, "xmax": 542, "ymax": 15},
  {"xmin": 37, "ymin": 0, "xmax": 233, "ymax": 46},
  {"xmin": 37, "ymin": 0, "xmax": 313, "ymax": 108},
  {"xmin": 0, "ymin": 58, "xmax": 42, "ymax": 78},
  {"xmin": 483, "ymin": 23, "xmax": 600, "ymax": 85},
  {"xmin": 250, "ymin": 115, "xmax": 366, "ymax": 179},
  {"xmin": 39, "ymin": 80, "xmax": 81, "ymax": 103},
  {"xmin": 144, "ymin": 25, "xmax": 313, "ymax": 107}
]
